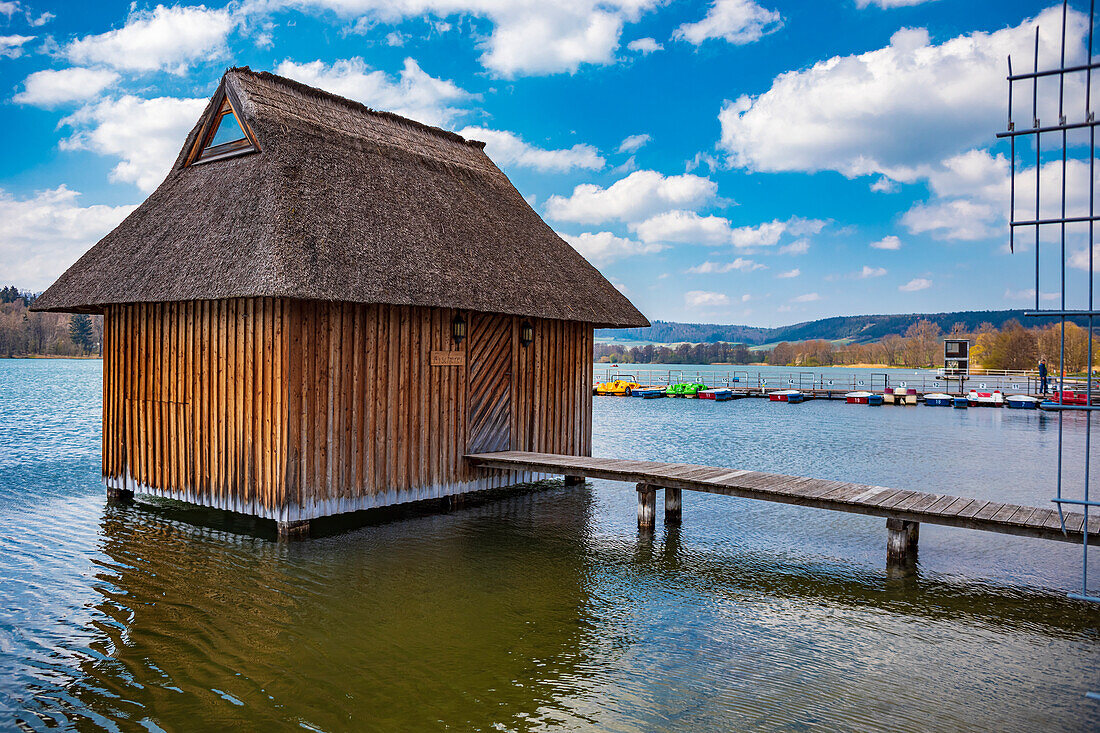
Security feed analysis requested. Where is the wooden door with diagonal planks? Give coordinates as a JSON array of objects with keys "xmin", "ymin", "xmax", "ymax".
[{"xmin": 467, "ymin": 313, "xmax": 513, "ymax": 454}]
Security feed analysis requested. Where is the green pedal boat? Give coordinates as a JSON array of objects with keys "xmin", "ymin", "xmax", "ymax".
[{"xmin": 666, "ymin": 382, "xmax": 708, "ymax": 398}]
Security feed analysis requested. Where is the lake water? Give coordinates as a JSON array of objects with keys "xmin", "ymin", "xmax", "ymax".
[{"xmin": 1, "ymin": 359, "xmax": 1097, "ymax": 731}]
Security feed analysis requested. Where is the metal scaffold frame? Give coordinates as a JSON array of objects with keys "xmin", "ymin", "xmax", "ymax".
[{"xmin": 998, "ymin": 1, "xmax": 1099, "ymax": 616}]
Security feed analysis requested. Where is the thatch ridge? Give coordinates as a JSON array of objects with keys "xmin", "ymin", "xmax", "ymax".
[
  {"xmin": 32, "ymin": 68, "xmax": 649, "ymax": 329},
  {"xmin": 227, "ymin": 66, "xmax": 484, "ymax": 150}
]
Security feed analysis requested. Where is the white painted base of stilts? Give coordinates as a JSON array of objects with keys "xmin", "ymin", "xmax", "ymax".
[{"xmin": 106, "ymin": 469, "xmax": 544, "ymax": 522}]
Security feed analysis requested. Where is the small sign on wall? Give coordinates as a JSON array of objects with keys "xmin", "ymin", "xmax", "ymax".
[{"xmin": 431, "ymin": 350, "xmax": 465, "ymax": 367}]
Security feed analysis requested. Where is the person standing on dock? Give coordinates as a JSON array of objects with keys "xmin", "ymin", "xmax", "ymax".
[{"xmin": 1039, "ymin": 358, "xmax": 1048, "ymax": 395}]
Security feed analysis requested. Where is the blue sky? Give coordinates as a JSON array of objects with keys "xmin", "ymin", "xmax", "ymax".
[{"xmin": 0, "ymin": 0, "xmax": 1093, "ymax": 326}]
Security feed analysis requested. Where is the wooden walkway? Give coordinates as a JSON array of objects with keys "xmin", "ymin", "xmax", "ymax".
[{"xmin": 467, "ymin": 451, "xmax": 1098, "ymax": 566}]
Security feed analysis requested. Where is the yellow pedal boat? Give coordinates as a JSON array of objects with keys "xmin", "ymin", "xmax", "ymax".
[{"xmin": 596, "ymin": 379, "xmax": 640, "ymax": 396}]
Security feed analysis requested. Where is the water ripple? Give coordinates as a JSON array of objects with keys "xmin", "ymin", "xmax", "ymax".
[{"xmin": 1, "ymin": 360, "xmax": 1098, "ymax": 731}]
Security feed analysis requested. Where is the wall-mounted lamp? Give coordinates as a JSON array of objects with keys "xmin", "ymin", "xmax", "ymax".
[
  {"xmin": 451, "ymin": 313, "xmax": 466, "ymax": 344},
  {"xmin": 520, "ymin": 321, "xmax": 534, "ymax": 347}
]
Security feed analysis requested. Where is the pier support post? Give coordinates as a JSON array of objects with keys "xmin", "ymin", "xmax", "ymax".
[
  {"xmin": 105, "ymin": 486, "xmax": 133, "ymax": 504},
  {"xmin": 637, "ymin": 484, "xmax": 656, "ymax": 530},
  {"xmin": 277, "ymin": 519, "xmax": 310, "ymax": 541},
  {"xmin": 564, "ymin": 475, "xmax": 584, "ymax": 487},
  {"xmin": 886, "ymin": 518, "xmax": 919, "ymax": 566},
  {"xmin": 665, "ymin": 487, "xmax": 682, "ymax": 525}
]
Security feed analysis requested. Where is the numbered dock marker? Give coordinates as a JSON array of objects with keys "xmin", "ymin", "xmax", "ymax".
[
  {"xmin": 857, "ymin": 380, "xmax": 864, "ymax": 386},
  {"xmin": 899, "ymin": 381, "xmax": 907, "ymax": 387},
  {"xmin": 979, "ymin": 382, "xmax": 987, "ymax": 389}
]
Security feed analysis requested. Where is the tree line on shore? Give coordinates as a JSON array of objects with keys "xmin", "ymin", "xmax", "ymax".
[
  {"xmin": 596, "ymin": 319, "xmax": 1100, "ymax": 372},
  {"xmin": 4, "ymin": 281, "xmax": 1097, "ymax": 372},
  {"xmin": 0, "ymin": 290, "xmax": 101, "ymax": 358}
]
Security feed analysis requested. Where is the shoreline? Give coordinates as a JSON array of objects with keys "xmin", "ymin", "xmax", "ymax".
[{"xmin": 0, "ymin": 354, "xmax": 101, "ymax": 360}]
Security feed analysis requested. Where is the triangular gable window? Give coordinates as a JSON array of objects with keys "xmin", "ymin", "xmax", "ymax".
[{"xmin": 185, "ymin": 87, "xmax": 259, "ymax": 167}]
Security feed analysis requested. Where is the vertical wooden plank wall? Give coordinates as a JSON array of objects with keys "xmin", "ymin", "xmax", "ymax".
[
  {"xmin": 103, "ymin": 299, "xmax": 290, "ymax": 518},
  {"xmin": 103, "ymin": 298, "xmax": 592, "ymax": 521}
]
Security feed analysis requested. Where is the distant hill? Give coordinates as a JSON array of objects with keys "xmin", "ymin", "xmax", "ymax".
[{"xmin": 597, "ymin": 310, "xmax": 1082, "ymax": 346}]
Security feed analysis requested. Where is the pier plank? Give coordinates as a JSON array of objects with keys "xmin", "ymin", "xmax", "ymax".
[{"xmin": 465, "ymin": 451, "xmax": 1097, "ymax": 547}]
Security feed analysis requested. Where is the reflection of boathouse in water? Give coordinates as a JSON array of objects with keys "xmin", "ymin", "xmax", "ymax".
[{"xmin": 33, "ymin": 67, "xmax": 647, "ymax": 536}]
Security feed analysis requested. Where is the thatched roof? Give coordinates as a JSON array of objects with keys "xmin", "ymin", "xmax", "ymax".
[{"xmin": 33, "ymin": 67, "xmax": 648, "ymax": 328}]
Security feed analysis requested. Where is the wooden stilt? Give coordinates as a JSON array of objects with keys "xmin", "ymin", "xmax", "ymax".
[
  {"xmin": 886, "ymin": 517, "xmax": 919, "ymax": 566},
  {"xmin": 665, "ymin": 487, "xmax": 682, "ymax": 524},
  {"xmin": 637, "ymin": 483, "xmax": 656, "ymax": 529},
  {"xmin": 106, "ymin": 486, "xmax": 133, "ymax": 504},
  {"xmin": 277, "ymin": 519, "xmax": 310, "ymax": 540},
  {"xmin": 564, "ymin": 475, "xmax": 584, "ymax": 487}
]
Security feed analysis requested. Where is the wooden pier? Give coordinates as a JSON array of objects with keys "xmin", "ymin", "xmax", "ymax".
[{"xmin": 467, "ymin": 451, "xmax": 1098, "ymax": 567}]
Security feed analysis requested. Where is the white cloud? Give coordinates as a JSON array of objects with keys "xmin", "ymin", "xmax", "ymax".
[
  {"xmin": 718, "ymin": 7, "xmax": 1083, "ymax": 180},
  {"xmin": 902, "ymin": 198, "xmax": 997, "ymax": 241},
  {"xmin": 870, "ymin": 235, "xmax": 902, "ymax": 250},
  {"xmin": 630, "ymin": 212, "xmax": 824, "ymax": 248},
  {"xmin": 544, "ymin": 169, "xmax": 717, "ymax": 225},
  {"xmin": 0, "ymin": 1, "xmax": 52, "ymax": 26},
  {"xmin": 685, "ymin": 290, "xmax": 730, "ymax": 307},
  {"xmin": 276, "ymin": 57, "xmax": 471, "ymax": 127},
  {"xmin": 627, "ymin": 37, "xmax": 662, "ymax": 54},
  {"xmin": 792, "ymin": 292, "xmax": 820, "ymax": 302},
  {"xmin": 741, "ymin": 293, "xmax": 751, "ymax": 302},
  {"xmin": 900, "ymin": 149, "xmax": 1097, "ymax": 241},
  {"xmin": 66, "ymin": 4, "xmax": 235, "ymax": 74},
  {"xmin": 732, "ymin": 217, "xmax": 824, "ymax": 248},
  {"xmin": 618, "ymin": 133, "xmax": 650, "ymax": 153},
  {"xmin": 857, "ymin": 0, "xmax": 936, "ymax": 7},
  {"xmin": 777, "ymin": 268, "xmax": 800, "ymax": 278},
  {"xmin": 385, "ymin": 31, "xmax": 406, "ymax": 46},
  {"xmin": 856, "ymin": 265, "xmax": 887, "ymax": 278},
  {"xmin": 870, "ymin": 176, "xmax": 897, "ymax": 193},
  {"xmin": 0, "ymin": 186, "xmax": 136, "ymax": 291},
  {"xmin": 1070, "ymin": 246, "xmax": 1100, "ymax": 271},
  {"xmin": 613, "ymin": 281, "xmax": 629, "ymax": 295},
  {"xmin": 686, "ymin": 258, "xmax": 765, "ymax": 273},
  {"xmin": 60, "ymin": 95, "xmax": 207, "ymax": 192},
  {"xmin": 276, "ymin": 0, "xmax": 662, "ymax": 77},
  {"xmin": 634, "ymin": 210, "xmax": 735, "ymax": 245},
  {"xmin": 13, "ymin": 68, "xmax": 120, "ymax": 107},
  {"xmin": 778, "ymin": 239, "xmax": 809, "ymax": 255},
  {"xmin": 686, "ymin": 151, "xmax": 719, "ymax": 173},
  {"xmin": 0, "ymin": 34, "xmax": 33, "ymax": 58},
  {"xmin": 459, "ymin": 126, "xmax": 603, "ymax": 172},
  {"xmin": 560, "ymin": 231, "xmax": 664, "ymax": 264},
  {"xmin": 1004, "ymin": 287, "xmax": 1059, "ymax": 301},
  {"xmin": 673, "ymin": 0, "xmax": 781, "ymax": 46},
  {"xmin": 899, "ymin": 277, "xmax": 932, "ymax": 292}
]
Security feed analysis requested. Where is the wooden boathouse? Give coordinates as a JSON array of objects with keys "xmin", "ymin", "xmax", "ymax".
[{"xmin": 32, "ymin": 67, "xmax": 648, "ymax": 536}]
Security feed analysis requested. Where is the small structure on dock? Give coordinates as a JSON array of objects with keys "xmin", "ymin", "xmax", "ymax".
[{"xmin": 32, "ymin": 67, "xmax": 648, "ymax": 536}]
